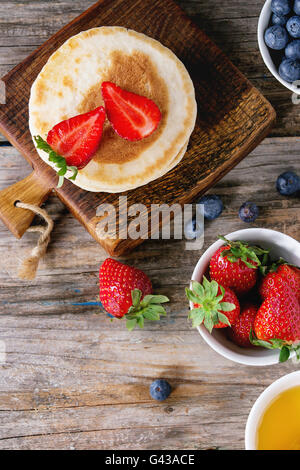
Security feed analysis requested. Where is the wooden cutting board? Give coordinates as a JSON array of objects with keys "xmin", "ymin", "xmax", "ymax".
[{"xmin": 0, "ymin": 0, "xmax": 275, "ymax": 256}]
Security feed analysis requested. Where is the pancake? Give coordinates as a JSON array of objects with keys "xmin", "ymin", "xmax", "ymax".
[
  {"xmin": 29, "ymin": 27, "xmax": 197, "ymax": 193},
  {"xmin": 93, "ymin": 141, "xmax": 189, "ymax": 193}
]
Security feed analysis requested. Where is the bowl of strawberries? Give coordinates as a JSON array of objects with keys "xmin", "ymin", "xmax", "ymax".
[{"xmin": 186, "ymin": 228, "xmax": 300, "ymax": 366}]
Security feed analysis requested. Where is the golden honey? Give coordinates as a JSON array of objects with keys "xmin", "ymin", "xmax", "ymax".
[{"xmin": 257, "ymin": 386, "xmax": 300, "ymax": 450}]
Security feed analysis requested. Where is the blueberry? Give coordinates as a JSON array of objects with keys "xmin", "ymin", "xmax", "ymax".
[
  {"xmin": 287, "ymin": 16, "xmax": 300, "ymax": 38},
  {"xmin": 271, "ymin": 0, "xmax": 291, "ymax": 16},
  {"xmin": 285, "ymin": 39, "xmax": 300, "ymax": 59},
  {"xmin": 239, "ymin": 202, "xmax": 259, "ymax": 223},
  {"xmin": 264, "ymin": 25, "xmax": 289, "ymax": 50},
  {"xmin": 276, "ymin": 171, "xmax": 300, "ymax": 195},
  {"xmin": 150, "ymin": 380, "xmax": 171, "ymax": 401},
  {"xmin": 272, "ymin": 13, "xmax": 288, "ymax": 25},
  {"xmin": 197, "ymin": 195, "xmax": 224, "ymax": 221},
  {"xmin": 185, "ymin": 217, "xmax": 204, "ymax": 239},
  {"xmin": 279, "ymin": 57, "xmax": 300, "ymax": 81},
  {"xmin": 295, "ymin": 0, "xmax": 300, "ymax": 15}
]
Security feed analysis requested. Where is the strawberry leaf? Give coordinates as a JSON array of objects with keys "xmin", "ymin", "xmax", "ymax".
[
  {"xmin": 149, "ymin": 304, "xmax": 167, "ymax": 315},
  {"xmin": 131, "ymin": 289, "xmax": 142, "ymax": 307},
  {"xmin": 185, "ymin": 287, "xmax": 201, "ymax": 305},
  {"xmin": 191, "ymin": 281, "xmax": 205, "ymax": 298},
  {"xmin": 294, "ymin": 346, "xmax": 300, "ymax": 361},
  {"xmin": 211, "ymin": 280, "xmax": 219, "ymax": 297},
  {"xmin": 126, "ymin": 318, "xmax": 137, "ymax": 331},
  {"xmin": 279, "ymin": 346, "xmax": 290, "ymax": 363},
  {"xmin": 259, "ymin": 257, "xmax": 293, "ymax": 276},
  {"xmin": 219, "ymin": 302, "xmax": 235, "ymax": 312},
  {"xmin": 143, "ymin": 310, "xmax": 160, "ymax": 321},
  {"xmin": 249, "ymin": 329, "xmax": 275, "ymax": 349},
  {"xmin": 217, "ymin": 312, "xmax": 231, "ymax": 327},
  {"xmin": 204, "ymin": 316, "xmax": 214, "ymax": 334},
  {"xmin": 202, "ymin": 276, "xmax": 211, "ymax": 290},
  {"xmin": 189, "ymin": 308, "xmax": 205, "ymax": 328},
  {"xmin": 186, "ymin": 277, "xmax": 235, "ymax": 331},
  {"xmin": 141, "ymin": 295, "xmax": 169, "ymax": 306},
  {"xmin": 250, "ymin": 329, "xmax": 297, "ymax": 363},
  {"xmin": 69, "ymin": 167, "xmax": 78, "ymax": 181},
  {"xmin": 137, "ymin": 316, "xmax": 144, "ymax": 329},
  {"xmin": 34, "ymin": 135, "xmax": 79, "ymax": 188},
  {"xmin": 218, "ymin": 235, "xmax": 269, "ymax": 269},
  {"xmin": 124, "ymin": 289, "xmax": 169, "ymax": 331}
]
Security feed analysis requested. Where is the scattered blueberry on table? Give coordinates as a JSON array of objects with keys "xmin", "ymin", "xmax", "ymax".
[
  {"xmin": 197, "ymin": 194, "xmax": 224, "ymax": 221},
  {"xmin": 239, "ymin": 202, "xmax": 259, "ymax": 223},
  {"xmin": 276, "ymin": 171, "xmax": 300, "ymax": 195},
  {"xmin": 150, "ymin": 380, "xmax": 172, "ymax": 401},
  {"xmin": 265, "ymin": 1, "xmax": 300, "ymax": 83}
]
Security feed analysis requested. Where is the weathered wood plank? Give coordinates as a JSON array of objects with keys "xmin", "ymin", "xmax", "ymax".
[{"xmin": 0, "ymin": 138, "xmax": 299, "ymax": 449}]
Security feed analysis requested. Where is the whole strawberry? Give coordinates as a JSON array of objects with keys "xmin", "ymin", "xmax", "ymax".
[
  {"xmin": 260, "ymin": 263, "xmax": 300, "ymax": 303},
  {"xmin": 252, "ymin": 285, "xmax": 300, "ymax": 362},
  {"xmin": 229, "ymin": 303, "xmax": 258, "ymax": 348},
  {"xmin": 99, "ymin": 259, "xmax": 169, "ymax": 330},
  {"xmin": 186, "ymin": 277, "xmax": 240, "ymax": 332},
  {"xmin": 210, "ymin": 236, "xmax": 269, "ymax": 295}
]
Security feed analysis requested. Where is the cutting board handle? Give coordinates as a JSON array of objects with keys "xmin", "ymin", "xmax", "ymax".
[{"xmin": 0, "ymin": 172, "xmax": 52, "ymax": 239}]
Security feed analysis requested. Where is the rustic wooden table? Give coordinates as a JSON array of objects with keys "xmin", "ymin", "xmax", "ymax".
[{"xmin": 0, "ymin": 0, "xmax": 299, "ymax": 450}]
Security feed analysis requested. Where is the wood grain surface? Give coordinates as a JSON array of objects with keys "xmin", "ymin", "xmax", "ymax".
[
  {"xmin": 0, "ymin": 0, "xmax": 299, "ymax": 451},
  {"xmin": 0, "ymin": 0, "xmax": 275, "ymax": 256},
  {"xmin": 0, "ymin": 137, "xmax": 299, "ymax": 450}
]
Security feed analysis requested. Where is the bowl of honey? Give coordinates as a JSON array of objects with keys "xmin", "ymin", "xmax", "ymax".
[{"xmin": 245, "ymin": 371, "xmax": 300, "ymax": 450}]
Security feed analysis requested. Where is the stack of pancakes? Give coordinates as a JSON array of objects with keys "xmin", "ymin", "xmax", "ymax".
[{"xmin": 29, "ymin": 27, "xmax": 197, "ymax": 193}]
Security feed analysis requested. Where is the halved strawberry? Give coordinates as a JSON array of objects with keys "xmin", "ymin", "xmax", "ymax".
[
  {"xmin": 47, "ymin": 106, "xmax": 106, "ymax": 169},
  {"xmin": 101, "ymin": 81, "xmax": 161, "ymax": 141}
]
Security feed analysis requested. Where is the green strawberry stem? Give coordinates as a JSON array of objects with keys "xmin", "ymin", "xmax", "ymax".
[
  {"xmin": 218, "ymin": 235, "xmax": 269, "ymax": 269},
  {"xmin": 186, "ymin": 276, "xmax": 235, "ymax": 333},
  {"xmin": 250, "ymin": 329, "xmax": 300, "ymax": 363},
  {"xmin": 259, "ymin": 256, "xmax": 291, "ymax": 276},
  {"xmin": 34, "ymin": 136, "xmax": 78, "ymax": 188},
  {"xmin": 125, "ymin": 289, "xmax": 169, "ymax": 331}
]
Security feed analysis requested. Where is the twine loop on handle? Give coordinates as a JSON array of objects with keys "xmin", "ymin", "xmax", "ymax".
[{"xmin": 15, "ymin": 202, "xmax": 54, "ymax": 280}]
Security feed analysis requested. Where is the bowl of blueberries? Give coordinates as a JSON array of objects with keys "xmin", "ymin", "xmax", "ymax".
[{"xmin": 258, "ymin": 0, "xmax": 300, "ymax": 93}]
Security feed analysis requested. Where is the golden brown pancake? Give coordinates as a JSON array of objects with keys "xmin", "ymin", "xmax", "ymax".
[{"xmin": 29, "ymin": 27, "xmax": 197, "ymax": 192}]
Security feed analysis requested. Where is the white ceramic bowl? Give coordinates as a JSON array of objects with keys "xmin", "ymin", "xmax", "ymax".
[
  {"xmin": 189, "ymin": 228, "xmax": 300, "ymax": 366},
  {"xmin": 258, "ymin": 0, "xmax": 300, "ymax": 94},
  {"xmin": 245, "ymin": 370, "xmax": 300, "ymax": 449}
]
